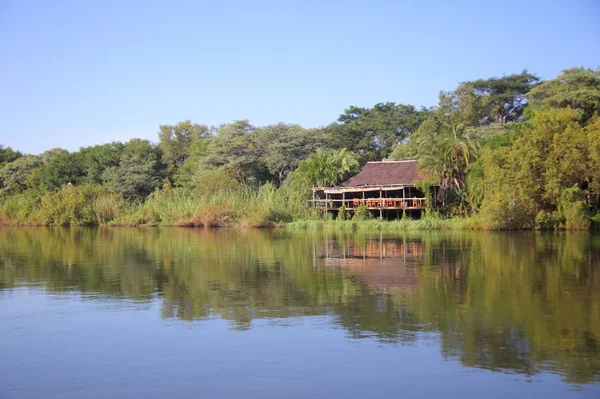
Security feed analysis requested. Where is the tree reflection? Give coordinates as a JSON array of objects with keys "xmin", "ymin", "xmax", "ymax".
[{"xmin": 0, "ymin": 227, "xmax": 598, "ymax": 383}]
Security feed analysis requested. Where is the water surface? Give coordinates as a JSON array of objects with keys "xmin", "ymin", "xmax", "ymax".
[{"xmin": 1, "ymin": 228, "xmax": 599, "ymax": 398}]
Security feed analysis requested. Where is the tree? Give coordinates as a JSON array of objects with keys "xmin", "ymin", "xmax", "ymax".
[
  {"xmin": 79, "ymin": 142, "xmax": 125, "ymax": 184},
  {"xmin": 527, "ymin": 67, "xmax": 600, "ymax": 122},
  {"xmin": 420, "ymin": 126, "xmax": 482, "ymax": 216},
  {"xmin": 0, "ymin": 145, "xmax": 22, "ymax": 166},
  {"xmin": 436, "ymin": 71, "xmax": 540, "ymax": 127},
  {"xmin": 327, "ymin": 103, "xmax": 430, "ymax": 161},
  {"xmin": 292, "ymin": 148, "xmax": 359, "ymax": 188},
  {"xmin": 479, "ymin": 108, "xmax": 592, "ymax": 229},
  {"xmin": 173, "ymin": 133, "xmax": 213, "ymax": 188},
  {"xmin": 38, "ymin": 149, "xmax": 85, "ymax": 191},
  {"xmin": 203, "ymin": 120, "xmax": 269, "ymax": 185},
  {"xmin": 587, "ymin": 116, "xmax": 600, "ymax": 193},
  {"xmin": 102, "ymin": 139, "xmax": 163, "ymax": 200},
  {"xmin": 467, "ymin": 71, "xmax": 540, "ymax": 124},
  {"xmin": 255, "ymin": 123, "xmax": 324, "ymax": 186},
  {"xmin": 158, "ymin": 121, "xmax": 209, "ymax": 170},
  {"xmin": 0, "ymin": 155, "xmax": 42, "ymax": 196}
]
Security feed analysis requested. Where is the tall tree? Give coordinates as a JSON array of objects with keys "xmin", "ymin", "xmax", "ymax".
[
  {"xmin": 328, "ymin": 103, "xmax": 430, "ymax": 161},
  {"xmin": 0, "ymin": 145, "xmax": 22, "ymax": 167},
  {"xmin": 158, "ymin": 121, "xmax": 209, "ymax": 170},
  {"xmin": 468, "ymin": 71, "xmax": 540, "ymax": 124},
  {"xmin": 480, "ymin": 108, "xmax": 594, "ymax": 229},
  {"xmin": 79, "ymin": 142, "xmax": 125, "ymax": 184},
  {"xmin": 0, "ymin": 155, "xmax": 42, "ymax": 196},
  {"xmin": 102, "ymin": 139, "xmax": 163, "ymax": 200},
  {"xmin": 526, "ymin": 67, "xmax": 600, "ymax": 122},
  {"xmin": 38, "ymin": 149, "xmax": 85, "ymax": 191},
  {"xmin": 254, "ymin": 123, "xmax": 324, "ymax": 186},
  {"xmin": 435, "ymin": 71, "xmax": 540, "ymax": 129},
  {"xmin": 291, "ymin": 148, "xmax": 359, "ymax": 188},
  {"xmin": 203, "ymin": 120, "xmax": 269, "ymax": 184}
]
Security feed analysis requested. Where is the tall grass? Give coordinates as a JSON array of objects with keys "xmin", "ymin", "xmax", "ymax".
[
  {"xmin": 1, "ymin": 182, "xmax": 480, "ymax": 229},
  {"xmin": 0, "ymin": 191, "xmax": 42, "ymax": 225},
  {"xmin": 112, "ymin": 182, "xmax": 316, "ymax": 227},
  {"xmin": 286, "ymin": 216, "xmax": 481, "ymax": 231}
]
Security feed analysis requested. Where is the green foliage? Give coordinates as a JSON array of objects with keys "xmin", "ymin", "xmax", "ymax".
[
  {"xmin": 414, "ymin": 179, "xmax": 435, "ymax": 216},
  {"xmin": 585, "ymin": 115, "xmax": 600, "ymax": 192},
  {"xmin": 328, "ymin": 102, "xmax": 430, "ymax": 161},
  {"xmin": 0, "ymin": 155, "xmax": 42, "ymax": 196},
  {"xmin": 420, "ymin": 125, "xmax": 481, "ymax": 196},
  {"xmin": 254, "ymin": 123, "xmax": 323, "ymax": 185},
  {"xmin": 158, "ymin": 120, "xmax": 209, "ymax": 171},
  {"xmin": 79, "ymin": 142, "xmax": 124, "ymax": 184},
  {"xmin": 203, "ymin": 120, "xmax": 269, "ymax": 185},
  {"xmin": 337, "ymin": 204, "xmax": 348, "ymax": 221},
  {"xmin": 352, "ymin": 203, "xmax": 372, "ymax": 221},
  {"xmin": 558, "ymin": 187, "xmax": 590, "ymax": 230},
  {"xmin": 479, "ymin": 108, "xmax": 596, "ymax": 229},
  {"xmin": 527, "ymin": 67, "xmax": 600, "ymax": 122},
  {"xmin": 291, "ymin": 148, "xmax": 359, "ymax": 188},
  {"xmin": 287, "ymin": 216, "xmax": 481, "ymax": 230},
  {"xmin": 457, "ymin": 71, "xmax": 540, "ymax": 124},
  {"xmin": 465, "ymin": 163, "xmax": 484, "ymax": 213},
  {"xmin": 0, "ymin": 145, "xmax": 22, "ymax": 166},
  {"xmin": 38, "ymin": 149, "xmax": 85, "ymax": 191},
  {"xmin": 193, "ymin": 167, "xmax": 242, "ymax": 197},
  {"xmin": 535, "ymin": 210, "xmax": 561, "ymax": 230},
  {"xmin": 103, "ymin": 139, "xmax": 163, "ymax": 200},
  {"xmin": 0, "ymin": 67, "xmax": 596, "ymax": 230},
  {"xmin": 0, "ymin": 190, "xmax": 42, "ymax": 224},
  {"xmin": 38, "ymin": 185, "xmax": 121, "ymax": 226}
]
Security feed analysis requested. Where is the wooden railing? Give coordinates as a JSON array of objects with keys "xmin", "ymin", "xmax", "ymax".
[{"xmin": 311, "ymin": 198, "xmax": 427, "ymax": 209}]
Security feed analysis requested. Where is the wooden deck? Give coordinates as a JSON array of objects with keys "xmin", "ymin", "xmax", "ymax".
[{"xmin": 314, "ymin": 198, "xmax": 427, "ymax": 210}]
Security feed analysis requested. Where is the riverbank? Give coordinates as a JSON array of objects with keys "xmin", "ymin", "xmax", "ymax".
[
  {"xmin": 286, "ymin": 217, "xmax": 481, "ymax": 230},
  {"xmin": 0, "ymin": 218, "xmax": 480, "ymax": 230}
]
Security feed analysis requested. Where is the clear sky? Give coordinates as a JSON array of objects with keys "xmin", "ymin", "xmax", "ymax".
[{"xmin": 0, "ymin": 0, "xmax": 598, "ymax": 154}]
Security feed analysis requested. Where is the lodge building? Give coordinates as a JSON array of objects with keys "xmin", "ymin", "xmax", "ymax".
[{"xmin": 312, "ymin": 160, "xmax": 438, "ymax": 220}]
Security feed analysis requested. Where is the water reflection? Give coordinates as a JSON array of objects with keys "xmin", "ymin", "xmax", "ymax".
[{"xmin": 0, "ymin": 227, "xmax": 599, "ymax": 384}]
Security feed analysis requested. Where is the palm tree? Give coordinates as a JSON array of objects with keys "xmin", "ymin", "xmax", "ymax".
[
  {"xmin": 421, "ymin": 125, "xmax": 481, "ymax": 215},
  {"xmin": 293, "ymin": 149, "xmax": 359, "ymax": 187},
  {"xmin": 422, "ymin": 125, "xmax": 480, "ymax": 191}
]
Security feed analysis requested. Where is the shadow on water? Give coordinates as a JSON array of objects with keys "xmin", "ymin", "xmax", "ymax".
[{"xmin": 0, "ymin": 227, "xmax": 599, "ymax": 384}]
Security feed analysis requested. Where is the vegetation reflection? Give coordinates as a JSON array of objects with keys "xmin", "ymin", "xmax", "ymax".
[{"xmin": 0, "ymin": 228, "xmax": 598, "ymax": 383}]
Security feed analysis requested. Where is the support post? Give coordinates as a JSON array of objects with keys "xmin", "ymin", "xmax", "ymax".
[{"xmin": 379, "ymin": 189, "xmax": 383, "ymax": 219}]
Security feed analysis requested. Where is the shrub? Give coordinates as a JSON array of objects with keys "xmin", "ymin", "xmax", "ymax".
[
  {"xmin": 38, "ymin": 185, "xmax": 103, "ymax": 226},
  {"xmin": 352, "ymin": 203, "xmax": 371, "ymax": 221},
  {"xmin": 0, "ymin": 190, "xmax": 42, "ymax": 224},
  {"xmin": 535, "ymin": 210, "xmax": 561, "ymax": 230},
  {"xmin": 558, "ymin": 187, "xmax": 590, "ymax": 230},
  {"xmin": 337, "ymin": 204, "xmax": 348, "ymax": 221},
  {"xmin": 479, "ymin": 191, "xmax": 538, "ymax": 229}
]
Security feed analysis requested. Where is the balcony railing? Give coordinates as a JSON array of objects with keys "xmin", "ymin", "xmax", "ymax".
[{"xmin": 310, "ymin": 198, "xmax": 427, "ymax": 210}]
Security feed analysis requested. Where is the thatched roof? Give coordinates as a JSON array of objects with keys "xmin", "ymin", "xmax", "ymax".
[{"xmin": 341, "ymin": 160, "xmax": 425, "ymax": 187}]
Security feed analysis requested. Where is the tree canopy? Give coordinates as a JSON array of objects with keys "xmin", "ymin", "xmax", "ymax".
[{"xmin": 0, "ymin": 66, "xmax": 598, "ymax": 229}]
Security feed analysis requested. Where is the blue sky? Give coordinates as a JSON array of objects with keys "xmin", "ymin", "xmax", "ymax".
[{"xmin": 0, "ymin": 0, "xmax": 598, "ymax": 154}]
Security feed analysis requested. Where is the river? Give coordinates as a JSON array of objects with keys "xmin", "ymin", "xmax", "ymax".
[{"xmin": 1, "ymin": 227, "xmax": 599, "ymax": 398}]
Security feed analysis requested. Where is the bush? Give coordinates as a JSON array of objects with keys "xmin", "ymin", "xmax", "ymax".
[
  {"xmin": 0, "ymin": 191, "xmax": 42, "ymax": 224},
  {"xmin": 337, "ymin": 204, "xmax": 348, "ymax": 221},
  {"xmin": 479, "ymin": 192, "xmax": 538, "ymax": 229},
  {"xmin": 535, "ymin": 210, "xmax": 561, "ymax": 230},
  {"xmin": 352, "ymin": 203, "xmax": 371, "ymax": 221},
  {"xmin": 38, "ymin": 185, "xmax": 105, "ymax": 226},
  {"xmin": 559, "ymin": 187, "xmax": 590, "ymax": 230}
]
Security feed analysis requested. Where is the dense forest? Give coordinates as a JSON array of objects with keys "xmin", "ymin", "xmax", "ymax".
[{"xmin": 1, "ymin": 66, "xmax": 599, "ymax": 229}]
